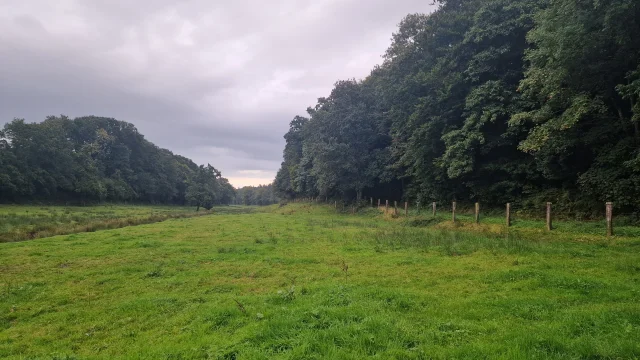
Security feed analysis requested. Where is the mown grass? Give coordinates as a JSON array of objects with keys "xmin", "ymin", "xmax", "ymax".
[
  {"xmin": 0, "ymin": 203, "xmax": 639, "ymax": 359},
  {"xmin": 0, "ymin": 205, "xmax": 251, "ymax": 243}
]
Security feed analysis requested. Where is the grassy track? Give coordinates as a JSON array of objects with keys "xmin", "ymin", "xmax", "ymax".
[{"xmin": 1, "ymin": 204, "xmax": 639, "ymax": 359}]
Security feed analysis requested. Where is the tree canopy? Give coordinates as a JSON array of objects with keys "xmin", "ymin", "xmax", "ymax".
[
  {"xmin": 0, "ymin": 116, "xmax": 235, "ymax": 206},
  {"xmin": 234, "ymin": 184, "xmax": 278, "ymax": 206},
  {"xmin": 274, "ymin": 0, "xmax": 640, "ymax": 215}
]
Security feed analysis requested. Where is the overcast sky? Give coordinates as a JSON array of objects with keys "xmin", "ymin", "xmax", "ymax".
[{"xmin": 0, "ymin": 0, "xmax": 434, "ymax": 187}]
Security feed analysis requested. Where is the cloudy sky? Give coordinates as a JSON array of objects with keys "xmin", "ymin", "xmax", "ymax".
[{"xmin": 0, "ymin": 0, "xmax": 434, "ymax": 187}]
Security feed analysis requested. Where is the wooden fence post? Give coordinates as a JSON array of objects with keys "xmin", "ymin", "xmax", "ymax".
[
  {"xmin": 432, "ymin": 202, "xmax": 436, "ymax": 217},
  {"xmin": 452, "ymin": 201, "xmax": 456, "ymax": 223},
  {"xmin": 334, "ymin": 201, "xmax": 337, "ymax": 209},
  {"xmin": 606, "ymin": 202, "xmax": 613, "ymax": 237},
  {"xmin": 475, "ymin": 202, "xmax": 480, "ymax": 224},
  {"xmin": 506, "ymin": 203, "xmax": 511, "ymax": 227},
  {"xmin": 371, "ymin": 197, "xmax": 373, "ymax": 207},
  {"xmin": 385, "ymin": 200, "xmax": 389, "ymax": 212},
  {"xmin": 546, "ymin": 202, "xmax": 552, "ymax": 231},
  {"xmin": 405, "ymin": 202, "xmax": 408, "ymax": 216},
  {"xmin": 378, "ymin": 199, "xmax": 381, "ymax": 207},
  {"xmin": 394, "ymin": 201, "xmax": 398, "ymax": 216}
]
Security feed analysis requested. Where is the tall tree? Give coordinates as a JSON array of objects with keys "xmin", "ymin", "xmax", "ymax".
[
  {"xmin": 512, "ymin": 0, "xmax": 640, "ymax": 210},
  {"xmin": 273, "ymin": 0, "xmax": 640, "ymax": 215},
  {"xmin": 186, "ymin": 164, "xmax": 221, "ymax": 211}
]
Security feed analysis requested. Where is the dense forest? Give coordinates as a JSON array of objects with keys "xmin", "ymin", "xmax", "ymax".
[
  {"xmin": 274, "ymin": 0, "xmax": 640, "ymax": 215},
  {"xmin": 0, "ymin": 116, "xmax": 235, "ymax": 208},
  {"xmin": 234, "ymin": 184, "xmax": 278, "ymax": 206}
]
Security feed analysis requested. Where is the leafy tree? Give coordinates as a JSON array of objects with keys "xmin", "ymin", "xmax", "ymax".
[
  {"xmin": 186, "ymin": 165, "xmax": 221, "ymax": 211},
  {"xmin": 0, "ymin": 116, "xmax": 233, "ymax": 206},
  {"xmin": 236, "ymin": 184, "xmax": 278, "ymax": 206},
  {"xmin": 512, "ymin": 0, "xmax": 640, "ymax": 210},
  {"xmin": 274, "ymin": 0, "xmax": 640, "ymax": 215}
]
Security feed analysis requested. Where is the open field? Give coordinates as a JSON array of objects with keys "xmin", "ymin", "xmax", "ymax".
[
  {"xmin": 1, "ymin": 203, "xmax": 639, "ymax": 359},
  {"xmin": 0, "ymin": 205, "xmax": 243, "ymax": 243}
]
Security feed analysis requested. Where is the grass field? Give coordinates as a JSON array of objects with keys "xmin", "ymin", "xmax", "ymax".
[
  {"xmin": 1, "ymin": 203, "xmax": 639, "ymax": 359},
  {"xmin": 0, "ymin": 205, "xmax": 224, "ymax": 243}
]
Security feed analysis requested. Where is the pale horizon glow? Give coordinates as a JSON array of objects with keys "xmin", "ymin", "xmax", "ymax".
[{"xmin": 228, "ymin": 177, "xmax": 276, "ymax": 188}]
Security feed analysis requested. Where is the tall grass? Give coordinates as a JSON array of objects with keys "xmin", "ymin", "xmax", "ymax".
[{"xmin": 0, "ymin": 205, "xmax": 224, "ymax": 242}]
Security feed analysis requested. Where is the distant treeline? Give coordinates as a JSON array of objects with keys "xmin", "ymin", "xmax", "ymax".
[
  {"xmin": 274, "ymin": 0, "xmax": 640, "ymax": 215},
  {"xmin": 0, "ymin": 116, "xmax": 235, "ymax": 209},
  {"xmin": 234, "ymin": 184, "xmax": 278, "ymax": 206}
]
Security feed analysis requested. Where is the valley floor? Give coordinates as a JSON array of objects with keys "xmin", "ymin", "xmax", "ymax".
[{"xmin": 1, "ymin": 204, "xmax": 639, "ymax": 359}]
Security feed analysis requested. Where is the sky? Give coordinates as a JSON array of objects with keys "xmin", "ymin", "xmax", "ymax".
[{"xmin": 0, "ymin": 0, "xmax": 434, "ymax": 187}]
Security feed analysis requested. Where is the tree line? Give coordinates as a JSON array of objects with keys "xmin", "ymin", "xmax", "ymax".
[
  {"xmin": 0, "ymin": 116, "xmax": 235, "ymax": 208},
  {"xmin": 274, "ymin": 0, "xmax": 640, "ymax": 216},
  {"xmin": 234, "ymin": 184, "xmax": 278, "ymax": 206}
]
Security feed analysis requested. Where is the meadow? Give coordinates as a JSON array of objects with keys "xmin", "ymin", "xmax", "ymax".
[
  {"xmin": 0, "ymin": 203, "xmax": 639, "ymax": 359},
  {"xmin": 0, "ymin": 205, "xmax": 226, "ymax": 243}
]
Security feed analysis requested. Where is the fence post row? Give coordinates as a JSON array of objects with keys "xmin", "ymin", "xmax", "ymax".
[{"xmin": 325, "ymin": 197, "xmax": 614, "ymax": 236}]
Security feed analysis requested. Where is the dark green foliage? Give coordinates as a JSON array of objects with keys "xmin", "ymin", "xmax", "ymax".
[
  {"xmin": 186, "ymin": 165, "xmax": 222, "ymax": 210},
  {"xmin": 0, "ymin": 116, "xmax": 233, "ymax": 206},
  {"xmin": 235, "ymin": 184, "xmax": 278, "ymax": 206},
  {"xmin": 274, "ymin": 0, "xmax": 640, "ymax": 215}
]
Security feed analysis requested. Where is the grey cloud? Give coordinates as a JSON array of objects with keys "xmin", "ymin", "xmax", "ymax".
[{"xmin": 0, "ymin": 0, "xmax": 434, "ymax": 186}]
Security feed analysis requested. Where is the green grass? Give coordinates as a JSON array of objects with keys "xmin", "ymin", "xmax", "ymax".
[
  {"xmin": 0, "ymin": 205, "xmax": 245, "ymax": 243},
  {"xmin": 1, "ymin": 203, "xmax": 639, "ymax": 359}
]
